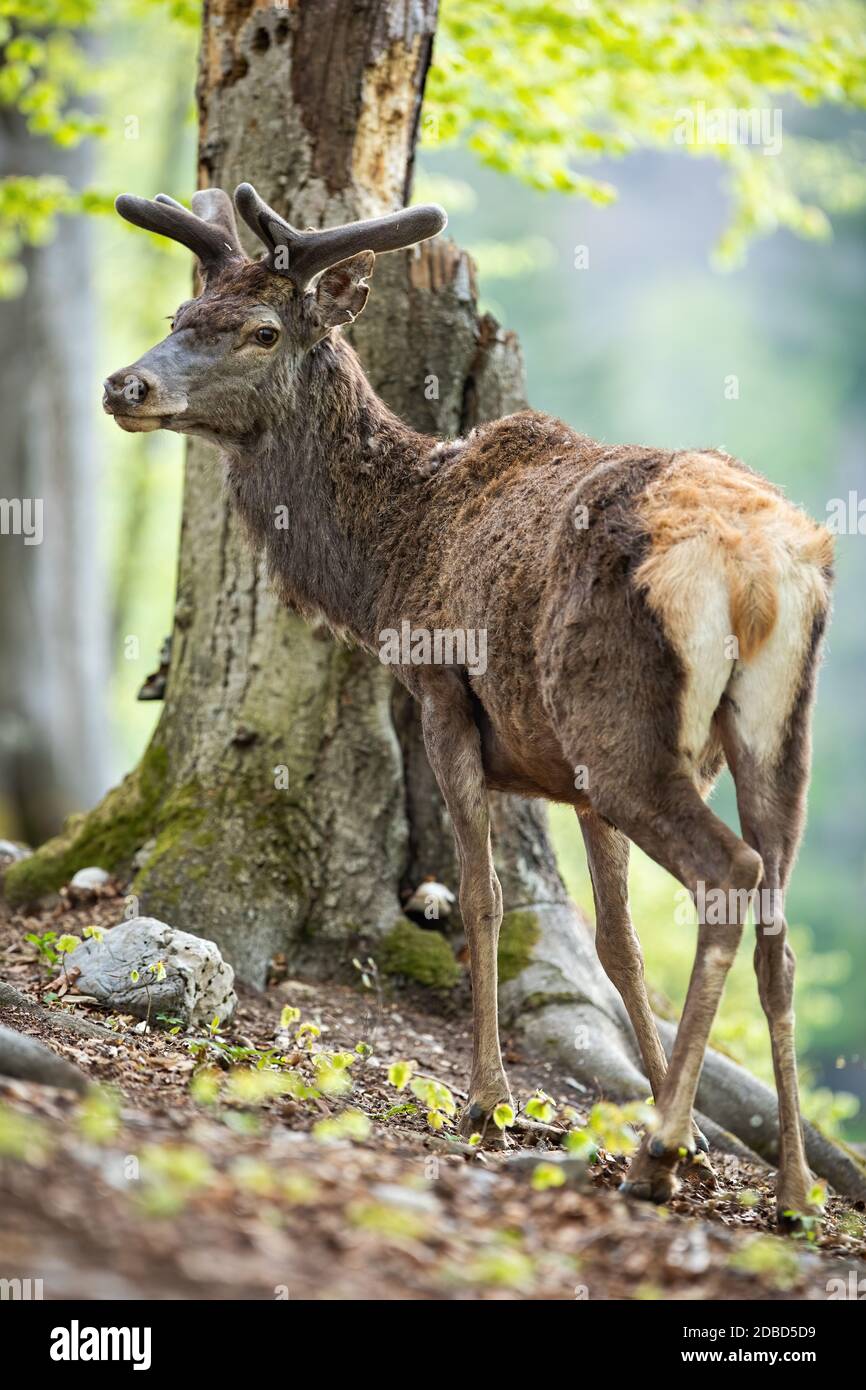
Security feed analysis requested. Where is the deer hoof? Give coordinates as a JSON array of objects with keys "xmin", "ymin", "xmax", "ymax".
[
  {"xmin": 457, "ymin": 1097, "xmax": 512, "ymax": 1148},
  {"xmin": 621, "ymin": 1133, "xmax": 692, "ymax": 1204},
  {"xmin": 682, "ymin": 1149, "xmax": 718, "ymax": 1190},
  {"xmin": 776, "ymin": 1201, "xmax": 823, "ymax": 1235},
  {"xmin": 652, "ymin": 1136, "xmax": 696, "ymax": 1161},
  {"xmin": 620, "ymin": 1170, "xmax": 680, "ymax": 1205}
]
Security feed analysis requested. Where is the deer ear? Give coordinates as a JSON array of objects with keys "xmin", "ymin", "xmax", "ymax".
[{"xmin": 314, "ymin": 251, "xmax": 374, "ymax": 328}]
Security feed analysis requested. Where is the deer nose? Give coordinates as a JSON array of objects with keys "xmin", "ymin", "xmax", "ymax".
[{"xmin": 103, "ymin": 370, "xmax": 150, "ymax": 412}]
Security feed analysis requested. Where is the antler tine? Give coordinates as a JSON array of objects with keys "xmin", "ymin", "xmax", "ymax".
[
  {"xmin": 233, "ymin": 183, "xmax": 292, "ymax": 254},
  {"xmin": 233, "ymin": 182, "xmax": 447, "ymax": 286},
  {"xmin": 290, "ymin": 205, "xmax": 448, "ymax": 284},
  {"xmin": 191, "ymin": 188, "xmax": 245, "ymax": 259},
  {"xmin": 115, "ymin": 192, "xmax": 243, "ymax": 275}
]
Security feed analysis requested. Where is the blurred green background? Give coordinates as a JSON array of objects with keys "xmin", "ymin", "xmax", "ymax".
[{"xmin": 1, "ymin": 1, "xmax": 864, "ymax": 1136}]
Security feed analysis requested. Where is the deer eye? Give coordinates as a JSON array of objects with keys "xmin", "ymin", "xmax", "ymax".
[{"xmin": 254, "ymin": 325, "xmax": 279, "ymax": 346}]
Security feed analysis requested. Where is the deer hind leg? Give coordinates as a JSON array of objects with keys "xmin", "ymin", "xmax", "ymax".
[
  {"xmin": 579, "ymin": 810, "xmax": 710, "ymax": 1159},
  {"xmin": 420, "ymin": 677, "xmax": 510, "ymax": 1144},
  {"xmin": 587, "ymin": 774, "xmax": 761, "ymax": 1204},
  {"xmin": 720, "ymin": 635, "xmax": 824, "ymax": 1225}
]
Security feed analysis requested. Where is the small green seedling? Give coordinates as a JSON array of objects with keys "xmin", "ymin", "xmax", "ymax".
[
  {"xmin": 295, "ymin": 1021, "xmax": 320, "ymax": 1048},
  {"xmin": 55, "ymin": 934, "xmax": 82, "ymax": 989},
  {"xmin": 26, "ymin": 930, "xmax": 58, "ymax": 970}
]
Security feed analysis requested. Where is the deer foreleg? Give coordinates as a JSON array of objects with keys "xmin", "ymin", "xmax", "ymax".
[{"xmin": 420, "ymin": 676, "xmax": 510, "ymax": 1142}]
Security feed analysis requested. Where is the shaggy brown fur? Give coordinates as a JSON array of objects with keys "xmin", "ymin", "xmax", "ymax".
[{"xmin": 105, "ymin": 187, "xmax": 834, "ymax": 1224}]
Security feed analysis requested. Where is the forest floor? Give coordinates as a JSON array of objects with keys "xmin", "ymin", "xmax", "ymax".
[{"xmin": 1, "ymin": 880, "xmax": 865, "ymax": 1302}]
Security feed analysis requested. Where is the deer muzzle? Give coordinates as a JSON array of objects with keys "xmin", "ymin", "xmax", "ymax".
[{"xmin": 102, "ymin": 360, "xmax": 189, "ymax": 432}]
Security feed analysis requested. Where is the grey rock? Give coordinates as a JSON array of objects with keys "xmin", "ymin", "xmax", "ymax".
[
  {"xmin": 132, "ymin": 838, "xmax": 157, "ymax": 872},
  {"xmin": 69, "ymin": 866, "xmax": 110, "ymax": 890},
  {"xmin": 404, "ymin": 878, "xmax": 456, "ymax": 927},
  {"xmin": 0, "ymin": 839, "xmax": 32, "ymax": 862},
  {"xmin": 370, "ymin": 1183, "xmax": 441, "ymax": 1213},
  {"xmin": 0, "ymin": 1025, "xmax": 88, "ymax": 1092},
  {"xmin": 68, "ymin": 917, "xmax": 237, "ymax": 1026},
  {"xmin": 665, "ymin": 1226, "xmax": 711, "ymax": 1276}
]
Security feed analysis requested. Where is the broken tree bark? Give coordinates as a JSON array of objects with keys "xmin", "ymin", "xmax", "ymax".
[{"xmin": 5, "ymin": 0, "xmax": 864, "ymax": 1198}]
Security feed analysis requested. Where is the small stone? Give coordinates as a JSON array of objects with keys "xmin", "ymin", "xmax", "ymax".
[
  {"xmin": 370, "ymin": 1183, "xmax": 440, "ymax": 1213},
  {"xmin": 70, "ymin": 866, "xmax": 110, "ymax": 890},
  {"xmin": 462, "ymin": 1166, "xmax": 499, "ymax": 1192},
  {"xmin": 664, "ymin": 1226, "xmax": 711, "ymax": 1275},
  {"xmin": 404, "ymin": 877, "xmax": 456, "ymax": 927},
  {"xmin": 132, "ymin": 839, "xmax": 157, "ymax": 872},
  {"xmin": 68, "ymin": 917, "xmax": 237, "ymax": 1027},
  {"xmin": 0, "ymin": 840, "xmax": 32, "ymax": 862}
]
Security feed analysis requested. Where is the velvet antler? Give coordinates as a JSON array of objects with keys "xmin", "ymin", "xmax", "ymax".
[
  {"xmin": 115, "ymin": 188, "xmax": 245, "ymax": 277},
  {"xmin": 233, "ymin": 182, "xmax": 447, "ymax": 287}
]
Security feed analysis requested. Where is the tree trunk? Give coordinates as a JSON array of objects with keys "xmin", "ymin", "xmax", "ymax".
[
  {"xmin": 0, "ymin": 108, "xmax": 109, "ymax": 844},
  {"xmin": 6, "ymin": 0, "xmax": 865, "ymax": 1199}
]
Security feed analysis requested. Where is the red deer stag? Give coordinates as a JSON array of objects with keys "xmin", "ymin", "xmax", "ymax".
[{"xmin": 104, "ymin": 185, "xmax": 833, "ymax": 1225}]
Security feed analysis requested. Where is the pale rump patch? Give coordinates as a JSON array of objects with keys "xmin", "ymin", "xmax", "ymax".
[
  {"xmin": 641, "ymin": 534, "xmax": 734, "ymax": 766},
  {"xmin": 726, "ymin": 571, "xmax": 823, "ymax": 764},
  {"xmin": 635, "ymin": 452, "xmax": 832, "ymax": 770}
]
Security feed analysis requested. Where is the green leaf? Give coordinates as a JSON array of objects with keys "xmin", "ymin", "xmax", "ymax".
[
  {"xmin": 295, "ymin": 1022, "xmax": 320, "ymax": 1046},
  {"xmin": 410, "ymin": 1075, "xmax": 456, "ymax": 1115},
  {"xmin": 387, "ymin": 1060, "xmax": 415, "ymax": 1091},
  {"xmin": 312, "ymin": 1109, "xmax": 372, "ymax": 1145},
  {"xmin": 525, "ymin": 1091, "xmax": 556, "ymax": 1124},
  {"xmin": 531, "ymin": 1161, "xmax": 566, "ymax": 1191}
]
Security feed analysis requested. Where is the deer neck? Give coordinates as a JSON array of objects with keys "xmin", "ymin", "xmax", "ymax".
[{"xmin": 223, "ymin": 334, "xmax": 428, "ymax": 644}]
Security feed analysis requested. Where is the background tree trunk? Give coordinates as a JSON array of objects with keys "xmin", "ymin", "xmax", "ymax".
[
  {"xmin": 0, "ymin": 108, "xmax": 109, "ymax": 845},
  {"xmin": 6, "ymin": 0, "xmax": 865, "ymax": 1199}
]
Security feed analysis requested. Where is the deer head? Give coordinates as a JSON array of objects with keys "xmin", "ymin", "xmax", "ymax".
[{"xmin": 103, "ymin": 186, "xmax": 446, "ymax": 444}]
